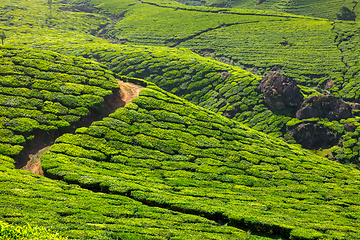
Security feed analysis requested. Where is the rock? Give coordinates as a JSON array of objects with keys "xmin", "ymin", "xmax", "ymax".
[
  {"xmin": 324, "ymin": 80, "xmax": 334, "ymax": 90},
  {"xmin": 220, "ymin": 72, "xmax": 231, "ymax": 80},
  {"xmin": 288, "ymin": 123, "xmax": 337, "ymax": 149},
  {"xmin": 350, "ymin": 102, "xmax": 360, "ymax": 110},
  {"xmin": 258, "ymin": 72, "xmax": 303, "ymax": 110},
  {"xmin": 296, "ymin": 95, "xmax": 352, "ymax": 121},
  {"xmin": 344, "ymin": 123, "xmax": 357, "ymax": 132}
]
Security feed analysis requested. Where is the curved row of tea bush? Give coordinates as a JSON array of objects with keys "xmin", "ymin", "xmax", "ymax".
[
  {"xmin": 0, "ymin": 161, "xmax": 258, "ymax": 239},
  {"xmin": 69, "ymin": 0, "xmax": 349, "ymax": 88},
  {"xmin": 171, "ymin": 0, "xmax": 359, "ymax": 21},
  {"xmin": 42, "ymin": 81, "xmax": 360, "ymax": 240},
  {"xmin": 51, "ymin": 41, "xmax": 360, "ymax": 164},
  {"xmin": 332, "ymin": 23, "xmax": 360, "ymax": 101},
  {"xmin": 0, "ymin": 46, "xmax": 119, "ymax": 158},
  {"xmin": 3, "ymin": 0, "xmax": 360, "ymax": 153}
]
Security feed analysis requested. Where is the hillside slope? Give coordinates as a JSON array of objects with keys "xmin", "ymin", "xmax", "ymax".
[
  {"xmin": 0, "ymin": 1, "xmax": 360, "ymax": 239},
  {"xmin": 171, "ymin": 0, "xmax": 359, "ymax": 21},
  {"xmin": 41, "ymin": 79, "xmax": 360, "ymax": 240},
  {"xmin": 0, "ymin": 46, "xmax": 359, "ymax": 240},
  {"xmin": 0, "ymin": 46, "xmax": 119, "ymax": 169},
  {"xmin": 0, "ymin": 47, "xmax": 265, "ymax": 240},
  {"xmin": 1, "ymin": 0, "xmax": 354, "ymax": 88},
  {"xmin": 2, "ymin": 0, "xmax": 360, "ymax": 161}
]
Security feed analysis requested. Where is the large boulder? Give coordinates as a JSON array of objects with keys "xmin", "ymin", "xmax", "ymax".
[
  {"xmin": 258, "ymin": 72, "xmax": 303, "ymax": 110},
  {"xmin": 288, "ymin": 123, "xmax": 338, "ymax": 149},
  {"xmin": 296, "ymin": 95, "xmax": 352, "ymax": 121}
]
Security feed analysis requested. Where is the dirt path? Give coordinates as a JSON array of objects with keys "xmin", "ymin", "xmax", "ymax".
[
  {"xmin": 20, "ymin": 80, "xmax": 143, "ymax": 175},
  {"xmin": 118, "ymin": 80, "xmax": 144, "ymax": 105},
  {"xmin": 21, "ymin": 146, "xmax": 50, "ymax": 176}
]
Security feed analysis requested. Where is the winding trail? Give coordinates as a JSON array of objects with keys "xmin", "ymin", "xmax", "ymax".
[{"xmin": 21, "ymin": 80, "xmax": 143, "ymax": 175}]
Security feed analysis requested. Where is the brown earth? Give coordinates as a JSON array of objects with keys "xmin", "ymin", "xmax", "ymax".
[
  {"xmin": 118, "ymin": 80, "xmax": 144, "ymax": 105},
  {"xmin": 19, "ymin": 80, "xmax": 143, "ymax": 175},
  {"xmin": 21, "ymin": 146, "xmax": 50, "ymax": 176}
]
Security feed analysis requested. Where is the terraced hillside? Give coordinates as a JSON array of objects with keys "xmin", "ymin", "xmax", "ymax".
[
  {"xmin": 172, "ymin": 0, "xmax": 359, "ymax": 21},
  {"xmin": 0, "ymin": 47, "xmax": 272, "ymax": 239},
  {"xmin": 1, "ymin": 0, "xmax": 360, "ymax": 239},
  {"xmin": 39, "ymin": 80, "xmax": 360, "ymax": 240},
  {"xmin": 3, "ymin": 0, "xmax": 360, "ymax": 162},
  {"xmin": 2, "ymin": 0, "xmax": 359, "ymax": 105},
  {"xmin": 20, "ymin": 0, "xmax": 356, "ymax": 106},
  {"xmin": 2, "ymin": 0, "xmax": 357, "ymax": 87},
  {"xmin": 70, "ymin": 0, "xmax": 346, "ymax": 86},
  {"xmin": 1, "ymin": 48, "xmax": 360, "ymax": 238}
]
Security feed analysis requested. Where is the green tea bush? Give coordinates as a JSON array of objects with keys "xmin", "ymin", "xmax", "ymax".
[
  {"xmin": 0, "ymin": 221, "xmax": 67, "ymax": 240},
  {"xmin": 41, "ymin": 83, "xmax": 360, "ymax": 240},
  {"xmin": 0, "ymin": 45, "xmax": 119, "ymax": 159},
  {"xmin": 0, "ymin": 165, "xmax": 253, "ymax": 239}
]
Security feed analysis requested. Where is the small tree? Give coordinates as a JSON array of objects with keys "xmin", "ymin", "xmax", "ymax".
[
  {"xmin": 0, "ymin": 31, "xmax": 6, "ymax": 45},
  {"xmin": 336, "ymin": 6, "xmax": 356, "ymax": 21}
]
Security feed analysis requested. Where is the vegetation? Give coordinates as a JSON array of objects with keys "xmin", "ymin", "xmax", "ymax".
[
  {"xmin": 0, "ymin": 45, "xmax": 119, "ymax": 159},
  {"xmin": 0, "ymin": 158, "xmax": 259, "ymax": 239},
  {"xmin": 0, "ymin": 31, "xmax": 5, "ymax": 45},
  {"xmin": 41, "ymin": 81, "xmax": 360, "ymax": 239},
  {"xmin": 171, "ymin": 0, "xmax": 360, "ymax": 20},
  {"xmin": 0, "ymin": 220, "xmax": 67, "ymax": 240},
  {"xmin": 0, "ymin": 0, "xmax": 360, "ymax": 239},
  {"xmin": 337, "ymin": 6, "xmax": 357, "ymax": 21}
]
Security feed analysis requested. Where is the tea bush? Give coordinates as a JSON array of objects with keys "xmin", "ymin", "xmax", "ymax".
[
  {"xmin": 41, "ymin": 81, "xmax": 360, "ymax": 239},
  {"xmin": 0, "ymin": 46, "xmax": 119, "ymax": 158}
]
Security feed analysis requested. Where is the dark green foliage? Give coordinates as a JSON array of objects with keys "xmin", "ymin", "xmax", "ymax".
[
  {"xmin": 1, "ymin": 1, "xmax": 360, "ymax": 239},
  {"xmin": 337, "ymin": 7, "xmax": 356, "ymax": 21},
  {"xmin": 0, "ymin": 31, "xmax": 5, "ymax": 45}
]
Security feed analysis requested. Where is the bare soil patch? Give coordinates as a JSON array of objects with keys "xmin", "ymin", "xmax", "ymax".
[
  {"xmin": 16, "ymin": 80, "xmax": 143, "ymax": 175},
  {"xmin": 118, "ymin": 80, "xmax": 144, "ymax": 105},
  {"xmin": 21, "ymin": 146, "xmax": 50, "ymax": 176}
]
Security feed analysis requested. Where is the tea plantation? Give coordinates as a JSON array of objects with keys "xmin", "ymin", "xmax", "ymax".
[
  {"xmin": 41, "ymin": 81, "xmax": 360, "ymax": 239},
  {"xmin": 172, "ymin": 0, "xmax": 359, "ymax": 21},
  {"xmin": 0, "ymin": 45, "xmax": 119, "ymax": 161},
  {"xmin": 67, "ymin": 0, "xmax": 358, "ymax": 87},
  {"xmin": 0, "ymin": 220, "xmax": 68, "ymax": 240},
  {"xmin": 1, "ymin": 158, "xmax": 262, "ymax": 239},
  {"xmin": 1, "ymin": 0, "xmax": 360, "ymax": 239}
]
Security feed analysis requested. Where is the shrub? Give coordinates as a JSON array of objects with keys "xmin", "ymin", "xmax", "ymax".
[{"xmin": 336, "ymin": 7, "xmax": 356, "ymax": 21}]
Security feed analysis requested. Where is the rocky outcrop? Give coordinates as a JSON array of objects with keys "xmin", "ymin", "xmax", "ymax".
[
  {"xmin": 288, "ymin": 123, "xmax": 338, "ymax": 149},
  {"xmin": 350, "ymin": 102, "xmax": 360, "ymax": 110},
  {"xmin": 258, "ymin": 72, "xmax": 303, "ymax": 110},
  {"xmin": 344, "ymin": 122, "xmax": 357, "ymax": 132},
  {"xmin": 296, "ymin": 95, "xmax": 352, "ymax": 121}
]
